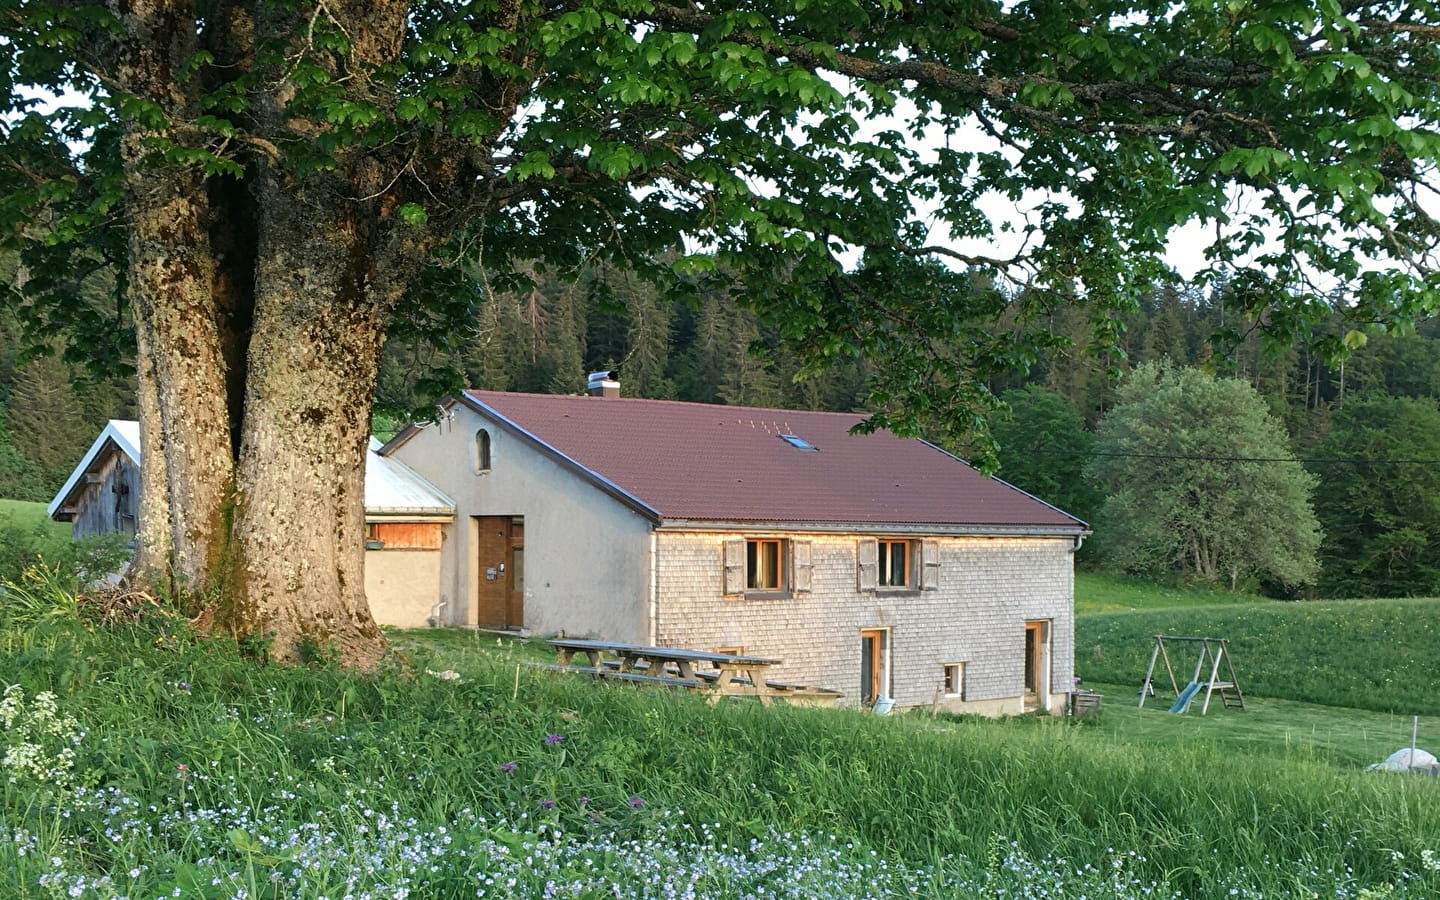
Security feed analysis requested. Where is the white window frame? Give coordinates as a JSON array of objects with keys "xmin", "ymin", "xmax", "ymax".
[{"xmin": 942, "ymin": 662, "xmax": 965, "ymax": 698}]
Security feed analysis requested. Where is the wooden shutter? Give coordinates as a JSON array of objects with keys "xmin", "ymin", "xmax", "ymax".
[
  {"xmin": 723, "ymin": 539, "xmax": 746, "ymax": 595},
  {"xmin": 792, "ymin": 540, "xmax": 813, "ymax": 593},
  {"xmin": 857, "ymin": 538, "xmax": 878, "ymax": 591},
  {"xmin": 920, "ymin": 539, "xmax": 941, "ymax": 590}
]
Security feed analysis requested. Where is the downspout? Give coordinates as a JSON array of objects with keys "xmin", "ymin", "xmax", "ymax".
[{"xmin": 648, "ymin": 529, "xmax": 659, "ymax": 645}]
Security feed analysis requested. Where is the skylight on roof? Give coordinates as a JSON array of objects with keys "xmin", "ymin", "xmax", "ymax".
[{"xmin": 779, "ymin": 434, "xmax": 818, "ymax": 451}]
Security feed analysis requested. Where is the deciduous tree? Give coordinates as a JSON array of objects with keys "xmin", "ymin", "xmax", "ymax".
[
  {"xmin": 2, "ymin": 1, "xmax": 1436, "ymax": 662},
  {"xmin": 1088, "ymin": 364, "xmax": 1321, "ymax": 590}
]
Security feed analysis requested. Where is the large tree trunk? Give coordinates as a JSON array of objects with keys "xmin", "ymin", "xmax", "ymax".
[
  {"xmin": 131, "ymin": 308, "xmax": 172, "ymax": 584},
  {"xmin": 108, "ymin": 0, "xmax": 502, "ymax": 666},
  {"xmin": 110, "ymin": 0, "xmax": 248, "ymax": 605},
  {"xmin": 220, "ymin": 165, "xmax": 414, "ymax": 664},
  {"xmin": 121, "ymin": 148, "xmax": 237, "ymax": 600}
]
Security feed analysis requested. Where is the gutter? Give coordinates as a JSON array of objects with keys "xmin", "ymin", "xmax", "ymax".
[{"xmin": 654, "ymin": 519, "xmax": 1091, "ymax": 540}]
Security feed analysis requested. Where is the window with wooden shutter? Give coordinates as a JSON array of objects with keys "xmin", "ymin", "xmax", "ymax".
[
  {"xmin": 722, "ymin": 539, "xmax": 746, "ymax": 595},
  {"xmin": 857, "ymin": 538, "xmax": 878, "ymax": 591},
  {"xmin": 943, "ymin": 662, "xmax": 965, "ymax": 697},
  {"xmin": 792, "ymin": 540, "xmax": 813, "ymax": 593},
  {"xmin": 920, "ymin": 539, "xmax": 941, "ymax": 590}
]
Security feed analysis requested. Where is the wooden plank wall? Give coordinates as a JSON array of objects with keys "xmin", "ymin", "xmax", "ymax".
[{"xmin": 368, "ymin": 522, "xmax": 443, "ymax": 550}]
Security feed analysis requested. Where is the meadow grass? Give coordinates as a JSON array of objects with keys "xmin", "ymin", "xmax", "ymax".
[
  {"xmin": 0, "ymin": 499, "xmax": 69, "ymax": 537},
  {"xmin": 1076, "ymin": 681, "xmax": 1433, "ymax": 769},
  {"xmin": 1076, "ymin": 597, "xmax": 1440, "ymax": 716},
  {"xmin": 3, "ymin": 617, "xmax": 1438, "ymax": 899},
  {"xmin": 1075, "ymin": 571, "xmax": 1271, "ymax": 613}
]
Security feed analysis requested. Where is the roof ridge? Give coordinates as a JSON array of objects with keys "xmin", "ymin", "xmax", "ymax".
[{"xmin": 463, "ymin": 388, "xmax": 869, "ymax": 421}]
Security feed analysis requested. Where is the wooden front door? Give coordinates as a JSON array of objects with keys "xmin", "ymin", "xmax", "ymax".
[
  {"xmin": 860, "ymin": 628, "xmax": 887, "ymax": 705},
  {"xmin": 476, "ymin": 516, "xmax": 524, "ymax": 628},
  {"xmin": 1024, "ymin": 621, "xmax": 1049, "ymax": 711}
]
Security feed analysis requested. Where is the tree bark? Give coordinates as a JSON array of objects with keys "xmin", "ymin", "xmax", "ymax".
[
  {"xmin": 194, "ymin": 0, "xmax": 429, "ymax": 664},
  {"xmin": 222, "ymin": 162, "xmax": 421, "ymax": 664},
  {"xmin": 112, "ymin": 0, "xmax": 239, "ymax": 601},
  {"xmin": 130, "ymin": 308, "xmax": 172, "ymax": 586}
]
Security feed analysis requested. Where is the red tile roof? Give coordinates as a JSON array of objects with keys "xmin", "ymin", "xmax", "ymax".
[{"xmin": 462, "ymin": 390, "xmax": 1086, "ymax": 532}]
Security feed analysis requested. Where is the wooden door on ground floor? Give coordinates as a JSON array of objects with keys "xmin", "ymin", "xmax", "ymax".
[
  {"xmin": 1024, "ymin": 620, "xmax": 1050, "ymax": 711},
  {"xmin": 860, "ymin": 628, "xmax": 889, "ymax": 705},
  {"xmin": 476, "ymin": 516, "xmax": 524, "ymax": 628}
]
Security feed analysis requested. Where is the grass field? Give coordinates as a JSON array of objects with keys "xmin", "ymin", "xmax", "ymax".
[
  {"xmin": 0, "ymin": 615, "xmax": 1434, "ymax": 899},
  {"xmin": 1076, "ymin": 596, "xmax": 1440, "ymax": 716},
  {"xmin": 4, "ymin": 566, "xmax": 1439, "ymax": 898},
  {"xmin": 0, "ymin": 498, "xmax": 67, "ymax": 538},
  {"xmin": 1075, "ymin": 681, "xmax": 1433, "ymax": 769},
  {"xmin": 1075, "ymin": 571, "xmax": 1271, "ymax": 613}
]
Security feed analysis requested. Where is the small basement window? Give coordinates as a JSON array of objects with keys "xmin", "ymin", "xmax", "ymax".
[
  {"xmin": 943, "ymin": 663, "xmax": 965, "ymax": 697},
  {"xmin": 778, "ymin": 434, "xmax": 818, "ymax": 451}
]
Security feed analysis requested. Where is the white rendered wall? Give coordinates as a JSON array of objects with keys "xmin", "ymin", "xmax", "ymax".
[{"xmin": 388, "ymin": 406, "xmax": 654, "ymax": 641}]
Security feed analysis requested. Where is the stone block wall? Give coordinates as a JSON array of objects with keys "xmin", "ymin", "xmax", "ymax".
[{"xmin": 655, "ymin": 530, "xmax": 1075, "ymax": 714}]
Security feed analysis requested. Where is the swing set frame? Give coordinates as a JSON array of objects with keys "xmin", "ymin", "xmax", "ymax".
[{"xmin": 1138, "ymin": 634, "xmax": 1246, "ymax": 715}]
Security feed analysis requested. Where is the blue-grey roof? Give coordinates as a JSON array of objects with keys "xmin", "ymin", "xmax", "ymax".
[
  {"xmin": 364, "ymin": 437, "xmax": 455, "ymax": 517},
  {"xmin": 47, "ymin": 420, "xmax": 142, "ymax": 520}
]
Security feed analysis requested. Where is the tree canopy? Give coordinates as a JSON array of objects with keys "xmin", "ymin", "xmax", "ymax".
[
  {"xmin": 3, "ymin": 1, "xmax": 1438, "ymax": 662},
  {"xmin": 1087, "ymin": 363, "xmax": 1322, "ymax": 589},
  {"xmin": 1312, "ymin": 394, "xmax": 1440, "ymax": 597},
  {"xmin": 991, "ymin": 385, "xmax": 1101, "ymax": 524}
]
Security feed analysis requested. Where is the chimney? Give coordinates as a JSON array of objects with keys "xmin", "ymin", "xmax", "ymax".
[{"xmin": 587, "ymin": 370, "xmax": 620, "ymax": 398}]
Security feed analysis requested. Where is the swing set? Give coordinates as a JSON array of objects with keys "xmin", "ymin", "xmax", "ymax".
[{"xmin": 1139, "ymin": 635, "xmax": 1246, "ymax": 715}]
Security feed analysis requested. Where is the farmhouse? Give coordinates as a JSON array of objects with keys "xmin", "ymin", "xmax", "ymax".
[
  {"xmin": 384, "ymin": 376, "xmax": 1090, "ymax": 714},
  {"xmin": 49, "ymin": 423, "xmax": 457, "ymax": 629}
]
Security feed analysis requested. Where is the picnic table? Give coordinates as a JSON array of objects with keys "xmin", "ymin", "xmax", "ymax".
[{"xmin": 545, "ymin": 638, "xmax": 787, "ymax": 705}]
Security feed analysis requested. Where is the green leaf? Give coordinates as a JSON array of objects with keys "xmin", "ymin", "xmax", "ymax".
[{"xmin": 398, "ymin": 203, "xmax": 428, "ymax": 226}]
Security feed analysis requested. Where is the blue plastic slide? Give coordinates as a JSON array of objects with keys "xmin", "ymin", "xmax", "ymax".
[{"xmin": 1169, "ymin": 680, "xmax": 1202, "ymax": 714}]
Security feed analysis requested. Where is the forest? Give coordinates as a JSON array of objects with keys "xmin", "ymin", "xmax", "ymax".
[{"xmin": 5, "ymin": 262, "xmax": 1440, "ymax": 600}]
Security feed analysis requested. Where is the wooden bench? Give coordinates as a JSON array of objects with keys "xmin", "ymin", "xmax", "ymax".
[
  {"xmin": 599, "ymin": 670, "xmax": 703, "ymax": 689},
  {"xmin": 546, "ymin": 638, "xmax": 784, "ymax": 704},
  {"xmin": 523, "ymin": 662, "xmax": 602, "ymax": 677},
  {"xmin": 528, "ymin": 661, "xmax": 700, "ymax": 689}
]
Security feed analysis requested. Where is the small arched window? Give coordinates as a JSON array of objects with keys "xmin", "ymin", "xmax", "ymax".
[{"xmin": 474, "ymin": 429, "xmax": 492, "ymax": 474}]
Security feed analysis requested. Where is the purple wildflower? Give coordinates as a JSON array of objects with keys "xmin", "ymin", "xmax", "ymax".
[
  {"xmin": 628, "ymin": 796, "xmax": 646, "ymax": 809},
  {"xmin": 544, "ymin": 734, "xmax": 566, "ymax": 745},
  {"xmin": 498, "ymin": 762, "xmax": 517, "ymax": 773},
  {"xmin": 541, "ymin": 799, "xmax": 556, "ymax": 809},
  {"xmin": 577, "ymin": 796, "xmax": 591, "ymax": 806}
]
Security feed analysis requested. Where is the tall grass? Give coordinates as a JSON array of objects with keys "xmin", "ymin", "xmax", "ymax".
[
  {"xmin": 2, "ymin": 619, "xmax": 1438, "ymax": 898},
  {"xmin": 1077, "ymin": 597, "xmax": 1440, "ymax": 715}
]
